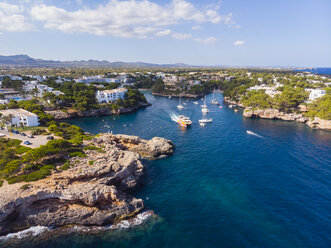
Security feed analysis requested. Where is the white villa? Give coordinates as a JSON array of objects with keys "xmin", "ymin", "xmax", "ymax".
[
  {"xmin": 249, "ymin": 83, "xmax": 284, "ymax": 98},
  {"xmin": 305, "ymin": 89, "xmax": 326, "ymax": 101},
  {"xmin": 96, "ymin": 88, "xmax": 128, "ymax": 103},
  {"xmin": 0, "ymin": 109, "xmax": 39, "ymax": 127}
]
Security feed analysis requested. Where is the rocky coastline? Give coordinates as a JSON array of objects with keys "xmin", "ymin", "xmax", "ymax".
[
  {"xmin": 0, "ymin": 134, "xmax": 174, "ymax": 240},
  {"xmin": 223, "ymin": 97, "xmax": 331, "ymax": 130},
  {"xmin": 152, "ymin": 92, "xmax": 202, "ymax": 98},
  {"xmin": 45, "ymin": 102, "xmax": 151, "ymax": 120}
]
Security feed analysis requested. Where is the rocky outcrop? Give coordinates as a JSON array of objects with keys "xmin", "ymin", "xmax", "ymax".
[
  {"xmin": 0, "ymin": 134, "xmax": 174, "ymax": 236},
  {"xmin": 306, "ymin": 117, "xmax": 331, "ymax": 130},
  {"xmin": 152, "ymin": 92, "xmax": 202, "ymax": 98},
  {"xmin": 45, "ymin": 102, "xmax": 151, "ymax": 120},
  {"xmin": 243, "ymin": 108, "xmax": 331, "ymax": 130},
  {"xmin": 223, "ymin": 97, "xmax": 245, "ymax": 108},
  {"xmin": 243, "ymin": 108, "xmax": 308, "ymax": 123}
]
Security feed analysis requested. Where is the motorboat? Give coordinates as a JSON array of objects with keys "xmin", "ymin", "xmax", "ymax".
[{"xmin": 177, "ymin": 115, "xmax": 192, "ymax": 127}]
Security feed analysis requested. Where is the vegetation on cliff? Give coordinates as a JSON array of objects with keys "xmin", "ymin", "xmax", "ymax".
[{"xmin": 306, "ymin": 91, "xmax": 331, "ymax": 120}]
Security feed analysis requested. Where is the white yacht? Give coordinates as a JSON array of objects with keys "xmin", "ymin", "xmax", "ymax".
[{"xmin": 199, "ymin": 118, "xmax": 212, "ymax": 123}]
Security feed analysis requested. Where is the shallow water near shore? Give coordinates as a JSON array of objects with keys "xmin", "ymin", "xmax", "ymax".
[{"xmin": 13, "ymin": 91, "xmax": 331, "ymax": 248}]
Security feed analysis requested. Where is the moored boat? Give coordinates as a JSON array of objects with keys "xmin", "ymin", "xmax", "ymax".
[{"xmin": 199, "ymin": 118, "xmax": 212, "ymax": 123}]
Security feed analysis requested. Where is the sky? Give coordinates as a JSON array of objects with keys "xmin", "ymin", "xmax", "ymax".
[{"xmin": 0, "ymin": 0, "xmax": 330, "ymax": 67}]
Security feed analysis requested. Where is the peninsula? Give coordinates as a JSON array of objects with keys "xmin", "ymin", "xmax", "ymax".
[{"xmin": 0, "ymin": 133, "xmax": 174, "ymax": 237}]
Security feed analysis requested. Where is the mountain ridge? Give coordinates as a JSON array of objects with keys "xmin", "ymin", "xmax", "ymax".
[{"xmin": 0, "ymin": 54, "xmax": 195, "ymax": 68}]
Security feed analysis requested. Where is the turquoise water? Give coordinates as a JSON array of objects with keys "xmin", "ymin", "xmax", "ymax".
[{"xmin": 28, "ymin": 92, "xmax": 331, "ymax": 248}]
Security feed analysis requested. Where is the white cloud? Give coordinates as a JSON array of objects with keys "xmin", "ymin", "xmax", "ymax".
[
  {"xmin": 0, "ymin": 2, "xmax": 32, "ymax": 32},
  {"xmin": 172, "ymin": 33, "xmax": 192, "ymax": 40},
  {"xmin": 234, "ymin": 40, "xmax": 245, "ymax": 46},
  {"xmin": 195, "ymin": 37, "xmax": 219, "ymax": 44},
  {"xmin": 156, "ymin": 29, "xmax": 172, "ymax": 36},
  {"xmin": 192, "ymin": 25, "xmax": 202, "ymax": 30},
  {"xmin": 29, "ymin": 0, "xmax": 236, "ymax": 39}
]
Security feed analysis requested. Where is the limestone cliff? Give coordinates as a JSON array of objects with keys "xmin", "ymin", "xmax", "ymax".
[
  {"xmin": 45, "ymin": 102, "xmax": 151, "ymax": 120},
  {"xmin": 0, "ymin": 134, "xmax": 174, "ymax": 236}
]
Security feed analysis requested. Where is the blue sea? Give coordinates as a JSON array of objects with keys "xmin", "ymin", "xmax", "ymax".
[{"xmin": 23, "ymin": 92, "xmax": 331, "ymax": 248}]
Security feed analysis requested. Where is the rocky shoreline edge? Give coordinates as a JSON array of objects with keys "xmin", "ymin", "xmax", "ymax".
[
  {"xmin": 223, "ymin": 97, "xmax": 331, "ymax": 130},
  {"xmin": 0, "ymin": 134, "xmax": 174, "ymax": 244},
  {"xmin": 151, "ymin": 92, "xmax": 202, "ymax": 98},
  {"xmin": 45, "ymin": 102, "xmax": 151, "ymax": 120}
]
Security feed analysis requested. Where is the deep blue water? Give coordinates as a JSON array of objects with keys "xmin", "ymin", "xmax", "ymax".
[
  {"xmin": 294, "ymin": 68, "xmax": 331, "ymax": 75},
  {"xmin": 28, "ymin": 92, "xmax": 331, "ymax": 248}
]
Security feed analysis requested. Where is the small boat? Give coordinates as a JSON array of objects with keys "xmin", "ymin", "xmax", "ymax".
[
  {"xmin": 199, "ymin": 122, "xmax": 206, "ymax": 127},
  {"xmin": 201, "ymin": 95, "xmax": 207, "ymax": 108},
  {"xmin": 219, "ymin": 106, "xmax": 223, "ymax": 109},
  {"xmin": 201, "ymin": 107, "xmax": 209, "ymax": 113},
  {"xmin": 229, "ymin": 104, "xmax": 233, "ymax": 108},
  {"xmin": 199, "ymin": 118, "xmax": 212, "ymax": 123},
  {"xmin": 168, "ymin": 96, "xmax": 172, "ymax": 99},
  {"xmin": 177, "ymin": 95, "xmax": 184, "ymax": 109},
  {"xmin": 183, "ymin": 102, "xmax": 187, "ymax": 105},
  {"xmin": 246, "ymin": 130, "xmax": 254, "ymax": 135},
  {"xmin": 177, "ymin": 115, "xmax": 192, "ymax": 127},
  {"xmin": 234, "ymin": 109, "xmax": 238, "ymax": 112},
  {"xmin": 211, "ymin": 88, "xmax": 220, "ymax": 105},
  {"xmin": 193, "ymin": 101, "xmax": 199, "ymax": 105}
]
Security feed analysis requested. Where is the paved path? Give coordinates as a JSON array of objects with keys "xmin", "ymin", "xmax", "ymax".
[{"xmin": 0, "ymin": 129, "xmax": 49, "ymax": 148}]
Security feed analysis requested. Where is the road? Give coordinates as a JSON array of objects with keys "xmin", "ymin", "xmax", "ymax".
[{"xmin": 0, "ymin": 129, "xmax": 50, "ymax": 148}]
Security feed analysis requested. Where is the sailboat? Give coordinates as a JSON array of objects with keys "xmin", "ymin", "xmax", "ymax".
[
  {"xmin": 177, "ymin": 95, "xmax": 184, "ymax": 109},
  {"xmin": 200, "ymin": 95, "xmax": 207, "ymax": 108},
  {"xmin": 201, "ymin": 95, "xmax": 209, "ymax": 113},
  {"xmin": 211, "ymin": 88, "xmax": 219, "ymax": 105}
]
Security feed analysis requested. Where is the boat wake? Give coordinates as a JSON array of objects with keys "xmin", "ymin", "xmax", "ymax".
[
  {"xmin": 170, "ymin": 112, "xmax": 179, "ymax": 122},
  {"xmin": 246, "ymin": 130, "xmax": 264, "ymax": 138}
]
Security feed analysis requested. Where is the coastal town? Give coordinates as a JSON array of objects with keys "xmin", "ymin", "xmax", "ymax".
[{"xmin": 0, "ymin": 67, "xmax": 330, "ymax": 244}]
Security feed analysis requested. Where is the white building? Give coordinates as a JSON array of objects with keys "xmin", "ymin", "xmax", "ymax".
[
  {"xmin": 96, "ymin": 88, "xmax": 128, "ymax": 103},
  {"xmin": 305, "ymin": 89, "xmax": 326, "ymax": 101},
  {"xmin": 249, "ymin": 83, "xmax": 284, "ymax": 98},
  {"xmin": 0, "ymin": 109, "xmax": 39, "ymax": 127}
]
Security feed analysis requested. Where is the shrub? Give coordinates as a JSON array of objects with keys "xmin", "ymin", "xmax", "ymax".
[
  {"xmin": 89, "ymin": 160, "xmax": 95, "ymax": 165},
  {"xmin": 7, "ymin": 175, "xmax": 26, "ymax": 184},
  {"xmin": 69, "ymin": 151, "xmax": 86, "ymax": 158},
  {"xmin": 0, "ymin": 180, "xmax": 3, "ymax": 187},
  {"xmin": 60, "ymin": 162, "xmax": 73, "ymax": 170},
  {"xmin": 20, "ymin": 184, "xmax": 31, "ymax": 190},
  {"xmin": 25, "ymin": 169, "xmax": 51, "ymax": 182},
  {"xmin": 84, "ymin": 146, "xmax": 105, "ymax": 153},
  {"xmin": 16, "ymin": 146, "xmax": 32, "ymax": 155}
]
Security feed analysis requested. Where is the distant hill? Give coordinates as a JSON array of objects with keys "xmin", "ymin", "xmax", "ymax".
[{"xmin": 0, "ymin": 54, "xmax": 194, "ymax": 68}]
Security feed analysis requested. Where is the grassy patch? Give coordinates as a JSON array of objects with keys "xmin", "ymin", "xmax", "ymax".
[{"xmin": 84, "ymin": 146, "xmax": 105, "ymax": 153}]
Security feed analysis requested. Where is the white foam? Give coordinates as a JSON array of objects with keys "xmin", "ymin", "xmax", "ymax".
[
  {"xmin": 246, "ymin": 130, "xmax": 264, "ymax": 138},
  {"xmin": 106, "ymin": 211, "xmax": 153, "ymax": 230},
  {"xmin": 0, "ymin": 226, "xmax": 50, "ymax": 241}
]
